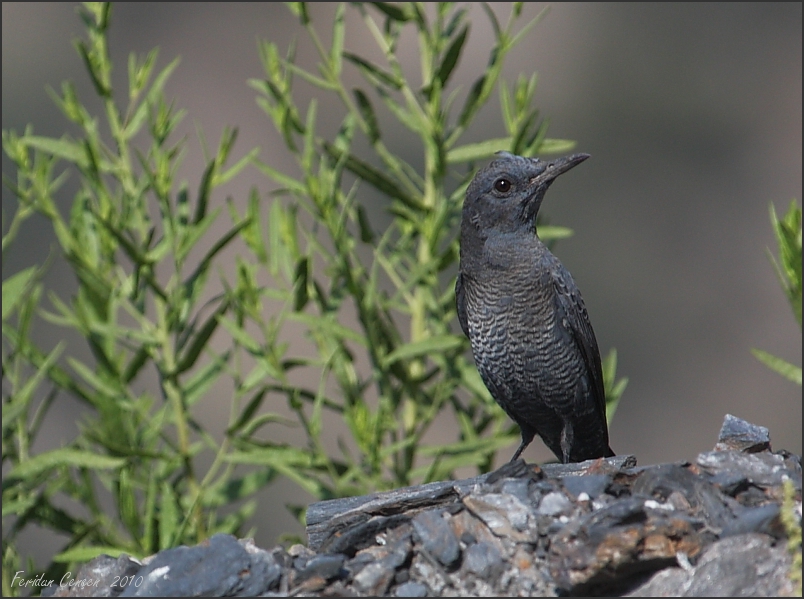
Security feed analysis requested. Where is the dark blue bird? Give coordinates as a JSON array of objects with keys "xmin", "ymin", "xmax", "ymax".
[{"xmin": 456, "ymin": 152, "xmax": 614, "ymax": 463}]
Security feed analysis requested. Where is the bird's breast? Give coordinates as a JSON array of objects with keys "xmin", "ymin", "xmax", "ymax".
[{"xmin": 461, "ymin": 258, "xmax": 583, "ymax": 405}]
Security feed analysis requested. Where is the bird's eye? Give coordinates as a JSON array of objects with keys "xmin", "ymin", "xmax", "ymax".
[{"xmin": 494, "ymin": 178, "xmax": 511, "ymax": 193}]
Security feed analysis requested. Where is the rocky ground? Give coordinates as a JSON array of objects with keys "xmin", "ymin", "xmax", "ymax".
[{"xmin": 43, "ymin": 414, "xmax": 801, "ymax": 597}]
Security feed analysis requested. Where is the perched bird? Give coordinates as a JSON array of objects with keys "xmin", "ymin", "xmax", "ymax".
[{"xmin": 456, "ymin": 152, "xmax": 614, "ymax": 464}]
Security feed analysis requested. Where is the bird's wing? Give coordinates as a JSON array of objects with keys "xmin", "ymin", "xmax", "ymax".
[
  {"xmin": 455, "ymin": 272, "xmax": 470, "ymax": 338},
  {"xmin": 551, "ymin": 269, "xmax": 608, "ymax": 423}
]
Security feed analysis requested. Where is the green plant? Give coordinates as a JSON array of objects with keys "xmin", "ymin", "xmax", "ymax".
[
  {"xmin": 3, "ymin": 2, "xmax": 260, "ymax": 591},
  {"xmin": 780, "ymin": 478, "xmax": 802, "ymax": 596},
  {"xmin": 2, "ymin": 2, "xmax": 626, "ymax": 592},
  {"xmin": 226, "ymin": 1, "xmax": 626, "ymax": 496},
  {"xmin": 752, "ymin": 200, "xmax": 802, "ymax": 386}
]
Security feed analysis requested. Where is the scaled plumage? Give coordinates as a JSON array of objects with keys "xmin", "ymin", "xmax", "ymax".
[{"xmin": 456, "ymin": 152, "xmax": 614, "ymax": 463}]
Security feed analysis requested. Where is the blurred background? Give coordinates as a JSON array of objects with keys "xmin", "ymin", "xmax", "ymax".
[{"xmin": 3, "ymin": 2, "xmax": 801, "ymax": 567}]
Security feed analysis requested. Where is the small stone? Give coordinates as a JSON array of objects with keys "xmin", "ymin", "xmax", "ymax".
[
  {"xmin": 497, "ymin": 478, "xmax": 533, "ymax": 503},
  {"xmin": 715, "ymin": 414, "xmax": 771, "ymax": 453},
  {"xmin": 296, "ymin": 553, "xmax": 345, "ymax": 583},
  {"xmin": 411, "ymin": 509, "xmax": 461, "ymax": 568},
  {"xmin": 561, "ymin": 474, "xmax": 611, "ymax": 500},
  {"xmin": 353, "ymin": 530, "xmax": 412, "ymax": 595},
  {"xmin": 538, "ymin": 491, "xmax": 572, "ymax": 516},
  {"xmin": 239, "ymin": 541, "xmax": 284, "ymax": 592},
  {"xmin": 353, "ymin": 561, "xmax": 394, "ymax": 595},
  {"xmin": 394, "ymin": 581, "xmax": 428, "ymax": 597},
  {"xmin": 463, "ymin": 541, "xmax": 504, "ymax": 579},
  {"xmin": 287, "ymin": 543, "xmax": 313, "ymax": 558},
  {"xmin": 288, "ymin": 543, "xmax": 315, "ymax": 571},
  {"xmin": 463, "ymin": 493, "xmax": 533, "ymax": 541},
  {"xmin": 411, "ymin": 556, "xmax": 446, "ymax": 595}
]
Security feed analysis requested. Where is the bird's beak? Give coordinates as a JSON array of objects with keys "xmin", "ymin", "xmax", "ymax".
[{"xmin": 530, "ymin": 153, "xmax": 590, "ymax": 186}]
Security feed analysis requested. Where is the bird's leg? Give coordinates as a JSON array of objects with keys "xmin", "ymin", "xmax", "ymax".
[
  {"xmin": 560, "ymin": 421, "xmax": 574, "ymax": 464},
  {"xmin": 509, "ymin": 428, "xmax": 535, "ymax": 462}
]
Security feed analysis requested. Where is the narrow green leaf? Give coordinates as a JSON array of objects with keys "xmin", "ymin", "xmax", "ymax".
[
  {"xmin": 123, "ymin": 346, "xmax": 150, "ymax": 384},
  {"xmin": 752, "ymin": 348, "xmax": 802, "ymax": 385},
  {"xmin": 436, "ymin": 25, "xmax": 468, "ymax": 88},
  {"xmin": 6, "ymin": 342, "xmax": 64, "ymax": 420},
  {"xmin": 184, "ymin": 217, "xmax": 251, "ymax": 290},
  {"xmin": 215, "ymin": 147, "xmax": 259, "ymax": 187},
  {"xmin": 175, "ymin": 299, "xmax": 229, "ymax": 375},
  {"xmin": 383, "ymin": 335, "xmax": 463, "ymax": 367},
  {"xmin": 329, "ymin": 3, "xmax": 346, "ymax": 77},
  {"xmin": 370, "ymin": 2, "xmax": 410, "ymax": 22},
  {"xmin": 267, "ymin": 200, "xmax": 283, "ymax": 276},
  {"xmin": 228, "ymin": 387, "xmax": 268, "ymax": 433},
  {"xmin": 67, "ymin": 356, "xmax": 122, "ymax": 397},
  {"xmin": 446, "ymin": 137, "xmax": 512, "ymax": 163},
  {"xmin": 159, "ymin": 482, "xmax": 180, "ymax": 550},
  {"xmin": 343, "ymin": 52, "xmax": 403, "ymax": 90},
  {"xmin": 92, "ymin": 208, "xmax": 150, "ymax": 267},
  {"xmin": 288, "ymin": 312, "xmax": 366, "ymax": 345},
  {"xmin": 323, "ymin": 143, "xmax": 421, "ymax": 209},
  {"xmin": 252, "ymin": 159, "xmax": 307, "ymax": 195},
  {"xmin": 74, "ymin": 39, "xmax": 111, "ymax": 97},
  {"xmin": 2, "ymin": 266, "xmax": 38, "ymax": 321},
  {"xmin": 281, "ymin": 59, "xmax": 339, "ymax": 91},
  {"xmin": 536, "ymin": 225, "xmax": 573, "ymax": 241},
  {"xmin": 602, "ymin": 348, "xmax": 627, "ymax": 421},
  {"xmin": 768, "ymin": 200, "xmax": 802, "ymax": 326},
  {"xmin": 217, "ymin": 315, "xmax": 262, "ymax": 353},
  {"xmin": 125, "ymin": 57, "xmax": 181, "ymax": 139},
  {"xmin": 353, "ymin": 89, "xmax": 381, "ymax": 143},
  {"xmin": 128, "ymin": 48, "xmax": 159, "ymax": 100},
  {"xmin": 356, "ymin": 205, "xmax": 375, "ymax": 243},
  {"xmin": 293, "ymin": 256, "xmax": 310, "ymax": 311},
  {"xmin": 443, "ymin": 6, "xmax": 468, "ymax": 38},
  {"xmin": 225, "ymin": 448, "xmax": 328, "ymax": 498},
  {"xmin": 177, "ymin": 207, "xmax": 221, "ymax": 263},
  {"xmin": 237, "ymin": 412, "xmax": 295, "ymax": 438},
  {"xmin": 184, "ymin": 350, "xmax": 229, "ymax": 406},
  {"xmin": 457, "ymin": 75, "xmax": 487, "ymax": 129},
  {"xmin": 9, "ymin": 449, "xmax": 126, "ymax": 480},
  {"xmin": 23, "ymin": 135, "xmax": 88, "ymax": 167},
  {"xmin": 537, "ymin": 138, "xmax": 577, "ymax": 155},
  {"xmin": 118, "ymin": 468, "xmax": 140, "ymax": 539},
  {"xmin": 302, "ymin": 100, "xmax": 317, "ymax": 175},
  {"xmin": 195, "ymin": 160, "xmax": 215, "ymax": 225},
  {"xmin": 286, "ymin": 2, "xmax": 310, "ymax": 25},
  {"xmin": 480, "ymin": 3, "xmax": 502, "ymax": 40},
  {"xmin": 205, "ymin": 469, "xmax": 278, "ymax": 506},
  {"xmin": 54, "ymin": 546, "xmax": 130, "ymax": 563},
  {"xmin": 509, "ymin": 7, "xmax": 550, "ymax": 50},
  {"xmin": 606, "ymin": 377, "xmax": 627, "ymax": 422}
]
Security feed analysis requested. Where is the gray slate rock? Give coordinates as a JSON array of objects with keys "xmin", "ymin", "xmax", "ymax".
[
  {"xmin": 42, "ymin": 554, "xmax": 142, "ymax": 597},
  {"xmin": 121, "ymin": 533, "xmax": 269, "ymax": 597},
  {"xmin": 715, "ymin": 413, "xmax": 771, "ymax": 453},
  {"xmin": 627, "ymin": 533, "xmax": 795, "ymax": 597},
  {"xmin": 462, "ymin": 541, "xmax": 504, "ymax": 579},
  {"xmin": 411, "ymin": 509, "xmax": 461, "ymax": 568}
]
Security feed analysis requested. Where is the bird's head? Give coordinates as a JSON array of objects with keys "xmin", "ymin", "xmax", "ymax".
[{"xmin": 462, "ymin": 152, "xmax": 590, "ymax": 237}]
